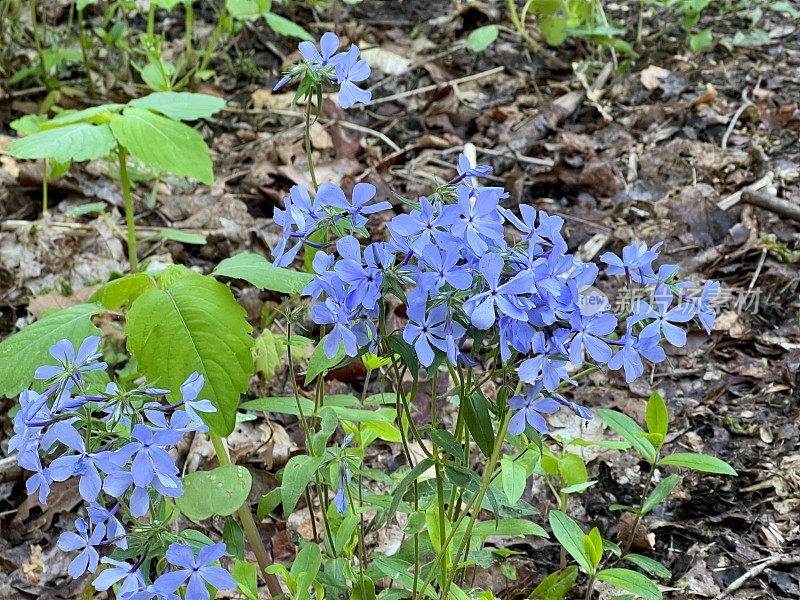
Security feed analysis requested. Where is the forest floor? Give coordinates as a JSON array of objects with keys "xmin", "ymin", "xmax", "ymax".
[{"xmin": 1, "ymin": 0, "xmax": 800, "ymax": 598}]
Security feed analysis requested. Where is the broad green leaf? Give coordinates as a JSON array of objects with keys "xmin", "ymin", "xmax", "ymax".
[
  {"xmin": 595, "ymin": 568, "xmax": 662, "ymax": 600},
  {"xmin": 387, "ymin": 458, "xmax": 434, "ymax": 523},
  {"xmin": 160, "ymin": 229, "xmax": 207, "ymax": 245},
  {"xmin": 689, "ymin": 29, "xmax": 712, "ymax": 52},
  {"xmin": 10, "ymin": 123, "xmax": 115, "ymax": 163},
  {"xmin": 290, "ymin": 542, "xmax": 322, "ymax": 600},
  {"xmin": 129, "ymin": 92, "xmax": 226, "ymax": 121},
  {"xmin": 253, "ymin": 330, "xmax": 284, "ymax": 381},
  {"xmin": 151, "ymin": 0, "xmax": 184, "ymax": 9},
  {"xmin": 467, "ymin": 25, "xmax": 499, "ymax": 53},
  {"xmin": 10, "ymin": 114, "xmax": 46, "ymax": 135},
  {"xmin": 226, "ymin": 0, "xmax": 270, "ymax": 18},
  {"xmin": 539, "ymin": 16, "xmax": 567, "ymax": 45},
  {"xmin": 213, "ymin": 253, "xmax": 314, "ymax": 294},
  {"xmin": 223, "ymin": 517, "xmax": 245, "ymax": 560},
  {"xmin": 232, "ymin": 559, "xmax": 258, "ymax": 600},
  {"xmin": 464, "ymin": 391, "xmax": 494, "ymax": 457},
  {"xmin": 623, "ymin": 554, "xmax": 671, "ymax": 579},
  {"xmin": 548, "ymin": 510, "xmax": 592, "ymax": 573},
  {"xmin": 657, "ymin": 453, "xmax": 737, "ymax": 475},
  {"xmin": 557, "ymin": 452, "xmax": 587, "ymax": 487},
  {"xmin": 0, "ymin": 304, "xmax": 103, "ymax": 397},
  {"xmin": 529, "ymin": 566, "xmax": 578, "ymax": 600},
  {"xmin": 241, "ymin": 394, "xmax": 358, "ymax": 415},
  {"xmin": 472, "ymin": 519, "xmax": 547, "ymax": 539},
  {"xmin": 501, "ymin": 455, "xmax": 527, "ymax": 505},
  {"xmin": 264, "ymin": 11, "xmax": 314, "ymax": 40},
  {"xmin": 110, "ymin": 107, "xmax": 214, "ymax": 184},
  {"xmin": 125, "ymin": 266, "xmax": 254, "ymax": 435},
  {"xmin": 641, "ymin": 474, "xmax": 679, "ymax": 515},
  {"xmin": 281, "ymin": 454, "xmax": 324, "ymax": 517},
  {"xmin": 598, "ymin": 409, "xmax": 657, "ymax": 464},
  {"xmin": 43, "ymin": 104, "xmax": 123, "ymax": 128},
  {"xmin": 431, "ymin": 429, "xmax": 464, "ymax": 460},
  {"xmin": 646, "ymin": 392, "xmax": 668, "ymax": 439},
  {"xmin": 529, "ymin": 0, "xmax": 560, "ymax": 14},
  {"xmin": 305, "ymin": 336, "xmax": 345, "ymax": 384},
  {"xmin": 175, "ymin": 465, "xmax": 252, "ymax": 520},
  {"xmin": 91, "ymin": 273, "xmax": 155, "ymax": 310},
  {"xmin": 257, "ymin": 488, "xmax": 282, "ymax": 518}
]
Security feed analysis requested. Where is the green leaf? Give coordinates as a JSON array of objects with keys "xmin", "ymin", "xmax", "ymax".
[
  {"xmin": 561, "ymin": 480, "xmax": 597, "ymax": 494},
  {"xmin": 595, "ymin": 568, "xmax": 662, "ymax": 600},
  {"xmin": 431, "ymin": 429, "xmax": 464, "ymax": 460},
  {"xmin": 472, "ymin": 518, "xmax": 547, "ymax": 539},
  {"xmin": 253, "ymin": 330, "xmax": 284, "ymax": 381},
  {"xmin": 501, "ymin": 455, "xmax": 527, "ymax": 505},
  {"xmin": 160, "ymin": 229, "xmax": 207, "ymax": 245},
  {"xmin": 645, "ymin": 392, "xmax": 668, "ymax": 438},
  {"xmin": 129, "ymin": 92, "xmax": 226, "ymax": 121},
  {"xmin": 110, "ymin": 107, "xmax": 214, "ymax": 184},
  {"xmin": 387, "ymin": 458, "xmax": 434, "ymax": 523},
  {"xmin": 241, "ymin": 394, "xmax": 358, "ymax": 416},
  {"xmin": 641, "ymin": 474, "xmax": 679, "ymax": 515},
  {"xmin": 290, "ymin": 542, "xmax": 322, "ymax": 600},
  {"xmin": 0, "ymin": 304, "xmax": 103, "ymax": 398},
  {"xmin": 10, "ymin": 123, "xmax": 115, "ymax": 163},
  {"xmin": 65, "ymin": 202, "xmax": 107, "ymax": 218},
  {"xmin": 263, "ymin": 11, "xmax": 314, "ymax": 40},
  {"xmin": 657, "ymin": 453, "xmax": 737, "ymax": 475},
  {"xmin": 223, "ymin": 516, "xmax": 245, "ymax": 560},
  {"xmin": 623, "ymin": 554, "xmax": 671, "ymax": 579},
  {"xmin": 530, "ymin": 566, "xmax": 578, "ymax": 600},
  {"xmin": 232, "ymin": 559, "xmax": 258, "ymax": 600},
  {"xmin": 539, "ymin": 16, "xmax": 567, "ymax": 45},
  {"xmin": 77, "ymin": 0, "xmax": 100, "ymax": 10},
  {"xmin": 584, "ymin": 527, "xmax": 603, "ymax": 569},
  {"xmin": 175, "ymin": 465, "xmax": 252, "ymax": 520},
  {"xmin": 44, "ymin": 105, "xmax": 124, "ymax": 128},
  {"xmin": 529, "ymin": 0, "xmax": 560, "ymax": 14},
  {"xmin": 226, "ymin": 0, "xmax": 270, "ymax": 19},
  {"xmin": 689, "ymin": 29, "xmax": 712, "ymax": 52},
  {"xmin": 548, "ymin": 510, "xmax": 592, "ymax": 574},
  {"xmin": 10, "ymin": 114, "xmax": 47, "ymax": 135},
  {"xmin": 464, "ymin": 391, "xmax": 494, "ymax": 457},
  {"xmin": 91, "ymin": 273, "xmax": 155, "ymax": 310},
  {"xmin": 125, "ymin": 266, "xmax": 254, "ymax": 435},
  {"xmin": 467, "ymin": 25, "xmax": 499, "ymax": 52},
  {"xmin": 213, "ymin": 253, "xmax": 313, "ymax": 294},
  {"xmin": 151, "ymin": 0, "xmax": 183, "ymax": 8},
  {"xmin": 597, "ymin": 409, "xmax": 657, "ymax": 464},
  {"xmin": 257, "ymin": 488, "xmax": 282, "ymax": 518},
  {"xmin": 281, "ymin": 455, "xmax": 324, "ymax": 517}
]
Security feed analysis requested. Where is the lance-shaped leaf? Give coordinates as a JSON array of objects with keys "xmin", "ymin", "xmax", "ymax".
[
  {"xmin": 9, "ymin": 122, "xmax": 115, "ymax": 163},
  {"xmin": 129, "ymin": 92, "xmax": 226, "ymax": 121},
  {"xmin": 110, "ymin": 107, "xmax": 214, "ymax": 184},
  {"xmin": 125, "ymin": 266, "xmax": 254, "ymax": 435}
]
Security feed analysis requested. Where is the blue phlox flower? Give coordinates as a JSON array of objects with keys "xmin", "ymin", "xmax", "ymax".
[
  {"xmin": 145, "ymin": 409, "xmax": 207, "ymax": 437},
  {"xmin": 127, "ymin": 584, "xmax": 180, "ymax": 600},
  {"xmin": 418, "ymin": 247, "xmax": 471, "ymax": 291},
  {"xmin": 34, "ymin": 336, "xmax": 106, "ymax": 385},
  {"xmin": 403, "ymin": 289, "xmax": 448, "ymax": 367},
  {"xmin": 335, "ymin": 45, "xmax": 372, "ymax": 109},
  {"xmin": 102, "ymin": 470, "xmax": 152, "ymax": 517},
  {"xmin": 299, "ymin": 31, "xmax": 342, "ymax": 69},
  {"xmin": 334, "ymin": 236, "xmax": 383, "ymax": 310},
  {"xmin": 456, "ymin": 153, "xmax": 492, "ymax": 185},
  {"xmin": 518, "ymin": 332, "xmax": 575, "ymax": 392},
  {"xmin": 58, "ymin": 517, "xmax": 105, "ymax": 578},
  {"xmin": 498, "ymin": 316, "xmax": 535, "ymax": 361},
  {"xmin": 450, "ymin": 186, "xmax": 505, "ymax": 254},
  {"xmin": 87, "ymin": 502, "xmax": 127, "ymax": 549},
  {"xmin": 508, "ymin": 384, "xmax": 560, "ymax": 435},
  {"xmin": 302, "ymin": 251, "xmax": 338, "ymax": 301},
  {"xmin": 568, "ymin": 312, "xmax": 616, "ymax": 365},
  {"xmin": 313, "ymin": 298, "xmax": 360, "ymax": 358},
  {"xmin": 179, "ymin": 372, "xmax": 216, "ymax": 427},
  {"xmin": 48, "ymin": 423, "xmax": 117, "ymax": 502},
  {"xmin": 532, "ymin": 250, "xmax": 574, "ymax": 298},
  {"xmin": 9, "ymin": 388, "xmax": 52, "ymax": 459},
  {"xmin": 93, "ymin": 558, "xmax": 146, "ymax": 596},
  {"xmin": 632, "ymin": 294, "xmax": 694, "ymax": 348},
  {"xmin": 600, "ymin": 241, "xmax": 662, "ymax": 284},
  {"xmin": 158, "ymin": 543, "xmax": 237, "ymax": 600},
  {"xmin": 18, "ymin": 451, "xmax": 52, "ymax": 504},
  {"xmin": 389, "ymin": 196, "xmax": 456, "ymax": 251},
  {"xmin": 695, "ymin": 280, "xmax": 720, "ymax": 334},
  {"xmin": 115, "ymin": 424, "xmax": 182, "ymax": 492},
  {"xmin": 465, "ymin": 253, "xmax": 532, "ymax": 330},
  {"xmin": 554, "ymin": 396, "xmax": 593, "ymax": 420},
  {"xmin": 272, "ymin": 186, "xmax": 321, "ymax": 267}
]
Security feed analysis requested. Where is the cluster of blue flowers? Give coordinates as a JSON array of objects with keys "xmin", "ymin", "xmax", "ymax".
[
  {"xmin": 11, "ymin": 337, "xmax": 236, "ymax": 600},
  {"xmin": 274, "ymin": 32, "xmax": 371, "ymax": 109},
  {"xmin": 271, "ymin": 155, "xmax": 720, "ymax": 440}
]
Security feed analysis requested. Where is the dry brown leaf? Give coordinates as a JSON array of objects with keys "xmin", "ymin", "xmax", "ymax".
[
  {"xmin": 618, "ymin": 512, "xmax": 655, "ymax": 550},
  {"xmin": 359, "ymin": 47, "xmax": 411, "ymax": 75},
  {"xmin": 691, "ymin": 83, "xmax": 717, "ymax": 109},
  {"xmin": 27, "ymin": 286, "xmax": 102, "ymax": 319},
  {"xmin": 640, "ymin": 65, "xmax": 670, "ymax": 91},
  {"xmin": 252, "ymin": 90, "xmax": 294, "ymax": 111},
  {"xmin": 758, "ymin": 100, "xmax": 797, "ymax": 130}
]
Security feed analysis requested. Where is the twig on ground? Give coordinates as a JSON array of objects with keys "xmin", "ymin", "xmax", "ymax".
[
  {"xmin": 369, "ymin": 66, "xmax": 505, "ymax": 106},
  {"xmin": 742, "ymin": 189, "xmax": 800, "ymax": 222},
  {"xmin": 715, "ymin": 554, "xmax": 800, "ymax": 600},
  {"xmin": 717, "ymin": 173, "xmax": 773, "ymax": 210}
]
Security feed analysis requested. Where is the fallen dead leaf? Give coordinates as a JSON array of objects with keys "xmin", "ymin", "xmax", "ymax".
[
  {"xmin": 758, "ymin": 100, "xmax": 796, "ymax": 130},
  {"xmin": 640, "ymin": 65, "xmax": 670, "ymax": 91},
  {"xmin": 618, "ymin": 512, "xmax": 655, "ymax": 550},
  {"xmin": 691, "ymin": 83, "xmax": 717, "ymax": 109},
  {"xmin": 252, "ymin": 90, "xmax": 294, "ymax": 112},
  {"xmin": 359, "ymin": 47, "xmax": 411, "ymax": 75}
]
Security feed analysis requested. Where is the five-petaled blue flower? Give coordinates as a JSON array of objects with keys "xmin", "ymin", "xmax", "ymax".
[
  {"xmin": 58, "ymin": 517, "xmax": 105, "ymax": 578},
  {"xmin": 155, "ymin": 543, "xmax": 236, "ymax": 600}
]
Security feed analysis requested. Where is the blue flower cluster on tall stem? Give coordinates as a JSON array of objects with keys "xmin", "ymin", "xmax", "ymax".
[
  {"xmin": 272, "ymin": 152, "xmax": 720, "ymax": 438},
  {"xmin": 11, "ymin": 339, "xmax": 236, "ymax": 600}
]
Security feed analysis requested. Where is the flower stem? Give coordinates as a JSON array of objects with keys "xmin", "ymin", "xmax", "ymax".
[
  {"xmin": 304, "ymin": 96, "xmax": 318, "ymax": 191},
  {"xmin": 77, "ymin": 8, "xmax": 94, "ymax": 97},
  {"xmin": 42, "ymin": 158, "xmax": 48, "ymax": 214},
  {"xmin": 29, "ymin": 0, "xmax": 49, "ymax": 89},
  {"xmin": 208, "ymin": 431, "xmax": 284, "ymax": 598},
  {"xmin": 117, "ymin": 144, "xmax": 138, "ymax": 273}
]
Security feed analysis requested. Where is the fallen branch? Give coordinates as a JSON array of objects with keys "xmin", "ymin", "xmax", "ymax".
[
  {"xmin": 742, "ymin": 189, "xmax": 800, "ymax": 222},
  {"xmin": 715, "ymin": 554, "xmax": 800, "ymax": 600}
]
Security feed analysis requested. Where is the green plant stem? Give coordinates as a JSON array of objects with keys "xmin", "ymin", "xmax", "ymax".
[
  {"xmin": 116, "ymin": 144, "xmax": 138, "ymax": 273},
  {"xmin": 417, "ymin": 409, "xmax": 513, "ymax": 600},
  {"xmin": 29, "ymin": 0, "xmax": 49, "ymax": 89},
  {"xmin": 618, "ymin": 458, "xmax": 658, "ymax": 559},
  {"xmin": 584, "ymin": 573, "xmax": 597, "ymax": 600},
  {"xmin": 147, "ymin": 4, "xmax": 155, "ymax": 38},
  {"xmin": 506, "ymin": 0, "xmax": 548, "ymax": 54},
  {"xmin": 431, "ymin": 371, "xmax": 448, "ymax": 589},
  {"xmin": 208, "ymin": 431, "xmax": 284, "ymax": 598},
  {"xmin": 198, "ymin": 16, "xmax": 223, "ymax": 73},
  {"xmin": 184, "ymin": 0, "xmax": 194, "ymax": 72},
  {"xmin": 344, "ymin": 480, "xmax": 367, "ymax": 600},
  {"xmin": 77, "ymin": 8, "xmax": 94, "ymax": 96},
  {"xmin": 304, "ymin": 97, "xmax": 318, "ymax": 191}
]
